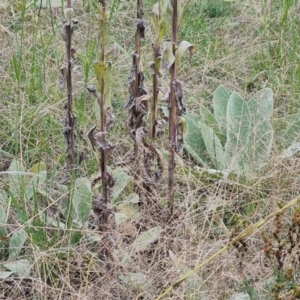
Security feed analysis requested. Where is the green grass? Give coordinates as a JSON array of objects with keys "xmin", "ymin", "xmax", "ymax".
[{"xmin": 1, "ymin": 0, "xmax": 300, "ymax": 299}]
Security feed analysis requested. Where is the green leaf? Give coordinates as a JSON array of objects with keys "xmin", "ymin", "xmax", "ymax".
[
  {"xmin": 225, "ymin": 92, "xmax": 251, "ymax": 173},
  {"xmin": 176, "ymin": 40, "xmax": 196, "ymax": 66},
  {"xmin": 273, "ymin": 112, "xmax": 300, "ymax": 150},
  {"xmin": 0, "ymin": 271, "xmax": 13, "ymax": 280},
  {"xmin": 117, "ymin": 202, "xmax": 140, "ymax": 221},
  {"xmin": 8, "ymin": 160, "xmax": 25, "ymax": 199},
  {"xmin": 0, "ymin": 205, "xmax": 8, "ymax": 259},
  {"xmin": 246, "ymin": 88, "xmax": 273, "ymax": 172},
  {"xmin": 133, "ymin": 226, "xmax": 161, "ymax": 252},
  {"xmin": 29, "ymin": 162, "xmax": 46, "ymax": 173},
  {"xmin": 0, "ymin": 190, "xmax": 7, "ymax": 204},
  {"xmin": 125, "ymin": 193, "xmax": 139, "ymax": 204},
  {"xmin": 25, "ymin": 170, "xmax": 47, "ymax": 200},
  {"xmin": 213, "ymin": 85, "xmax": 230, "ymax": 135},
  {"xmin": 151, "ymin": 2, "xmax": 166, "ymax": 43},
  {"xmin": 184, "ymin": 273, "xmax": 203, "ymax": 299},
  {"xmin": 198, "ymin": 121, "xmax": 226, "ymax": 170},
  {"xmin": 72, "ymin": 178, "xmax": 92, "ymax": 223},
  {"xmin": 33, "ymin": 0, "xmax": 64, "ymax": 8},
  {"xmin": 184, "ymin": 113, "xmax": 209, "ymax": 165},
  {"xmin": 114, "ymin": 213, "xmax": 129, "ymax": 227},
  {"xmin": 119, "ymin": 272, "xmax": 147, "ymax": 290},
  {"xmin": 160, "ymin": 42, "xmax": 175, "ymax": 76},
  {"xmin": 4, "ymin": 259, "xmax": 31, "ymax": 277},
  {"xmin": 9, "ymin": 229, "xmax": 27, "ymax": 259},
  {"xmin": 112, "ymin": 170, "xmax": 129, "ymax": 203}
]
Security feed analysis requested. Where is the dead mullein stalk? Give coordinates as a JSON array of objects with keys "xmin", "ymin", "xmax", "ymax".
[
  {"xmin": 125, "ymin": 0, "xmax": 147, "ymax": 132},
  {"xmin": 60, "ymin": 0, "xmax": 78, "ymax": 183},
  {"xmin": 168, "ymin": 0, "xmax": 179, "ymax": 216},
  {"xmin": 87, "ymin": 0, "xmax": 115, "ymax": 230},
  {"xmin": 124, "ymin": 0, "xmax": 151, "ymax": 203},
  {"xmin": 150, "ymin": 0, "xmax": 165, "ymax": 140}
]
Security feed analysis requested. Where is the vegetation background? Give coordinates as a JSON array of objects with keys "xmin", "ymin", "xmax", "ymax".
[{"xmin": 0, "ymin": 0, "xmax": 300, "ymax": 299}]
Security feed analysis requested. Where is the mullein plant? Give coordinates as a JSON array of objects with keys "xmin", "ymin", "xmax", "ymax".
[
  {"xmin": 151, "ymin": 0, "xmax": 194, "ymax": 215},
  {"xmin": 59, "ymin": 0, "xmax": 80, "ymax": 183},
  {"xmin": 150, "ymin": 0, "xmax": 166, "ymax": 140},
  {"xmin": 87, "ymin": 0, "xmax": 115, "ymax": 231},
  {"xmin": 123, "ymin": 1, "xmax": 165, "ymax": 206}
]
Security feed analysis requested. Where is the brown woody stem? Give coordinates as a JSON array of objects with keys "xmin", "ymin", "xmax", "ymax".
[
  {"xmin": 66, "ymin": 0, "xmax": 75, "ymax": 172},
  {"xmin": 99, "ymin": 0, "xmax": 108, "ymax": 227},
  {"xmin": 168, "ymin": 0, "xmax": 178, "ymax": 217}
]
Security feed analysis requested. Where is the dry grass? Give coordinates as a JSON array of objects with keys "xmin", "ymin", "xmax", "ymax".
[{"xmin": 1, "ymin": 0, "xmax": 300, "ymax": 299}]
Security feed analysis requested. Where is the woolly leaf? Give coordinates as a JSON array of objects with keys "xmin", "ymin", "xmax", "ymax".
[
  {"xmin": 184, "ymin": 113, "xmax": 209, "ymax": 165},
  {"xmin": 213, "ymin": 85, "xmax": 230, "ymax": 134},
  {"xmin": 9, "ymin": 229, "xmax": 27, "ymax": 259},
  {"xmin": 133, "ymin": 226, "xmax": 162, "ymax": 252},
  {"xmin": 4, "ymin": 259, "xmax": 31, "ymax": 277},
  {"xmin": 198, "ymin": 121, "xmax": 226, "ymax": 170},
  {"xmin": 112, "ymin": 170, "xmax": 129, "ymax": 203},
  {"xmin": 72, "ymin": 178, "xmax": 92, "ymax": 223},
  {"xmin": 8, "ymin": 160, "xmax": 25, "ymax": 200},
  {"xmin": 225, "ymin": 92, "xmax": 252, "ymax": 173}
]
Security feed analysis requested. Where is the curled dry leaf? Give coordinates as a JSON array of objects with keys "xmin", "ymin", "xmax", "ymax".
[
  {"xmin": 138, "ymin": 71, "xmax": 148, "ymax": 95},
  {"xmin": 105, "ymin": 106, "xmax": 115, "ymax": 131},
  {"xmin": 135, "ymin": 94, "xmax": 150, "ymax": 115},
  {"xmin": 154, "ymin": 119, "xmax": 165, "ymax": 139},
  {"xmin": 135, "ymin": 127, "xmax": 149, "ymax": 152},
  {"xmin": 158, "ymin": 86, "xmax": 169, "ymax": 102},
  {"xmin": 59, "ymin": 48, "xmax": 76, "ymax": 90},
  {"xmin": 87, "ymin": 85, "xmax": 100, "ymax": 103},
  {"xmin": 104, "ymin": 171, "xmax": 116, "ymax": 201},
  {"xmin": 160, "ymin": 41, "xmax": 175, "ymax": 76},
  {"xmin": 158, "ymin": 106, "xmax": 169, "ymax": 122},
  {"xmin": 176, "ymin": 117, "xmax": 187, "ymax": 156},
  {"xmin": 137, "ymin": 7, "xmax": 144, "ymax": 19},
  {"xmin": 128, "ymin": 52, "xmax": 139, "ymax": 84},
  {"xmin": 61, "ymin": 20, "xmax": 77, "ymax": 43},
  {"xmin": 149, "ymin": 61, "xmax": 156, "ymax": 75},
  {"xmin": 87, "ymin": 125, "xmax": 97, "ymax": 150},
  {"xmin": 135, "ymin": 19, "xmax": 145, "ymax": 38},
  {"xmin": 176, "ymin": 40, "xmax": 196, "ymax": 66},
  {"xmin": 95, "ymin": 132, "xmax": 113, "ymax": 150},
  {"xmin": 173, "ymin": 79, "xmax": 186, "ymax": 115}
]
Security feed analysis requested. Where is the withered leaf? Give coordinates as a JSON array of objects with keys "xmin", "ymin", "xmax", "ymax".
[
  {"xmin": 95, "ymin": 132, "xmax": 113, "ymax": 150},
  {"xmin": 158, "ymin": 106, "xmax": 169, "ymax": 122},
  {"xmin": 149, "ymin": 61, "xmax": 156, "ymax": 75},
  {"xmin": 176, "ymin": 117, "xmax": 187, "ymax": 156},
  {"xmin": 154, "ymin": 119, "xmax": 165, "ymax": 139},
  {"xmin": 158, "ymin": 86, "xmax": 169, "ymax": 102},
  {"xmin": 160, "ymin": 42, "xmax": 175, "ymax": 76},
  {"xmin": 87, "ymin": 125, "xmax": 97, "ymax": 150},
  {"xmin": 176, "ymin": 40, "xmax": 196, "ymax": 66},
  {"xmin": 128, "ymin": 52, "xmax": 139, "ymax": 83},
  {"xmin": 106, "ymin": 106, "xmax": 115, "ymax": 132},
  {"xmin": 135, "ymin": 95, "xmax": 150, "ymax": 115},
  {"xmin": 135, "ymin": 19, "xmax": 145, "ymax": 38},
  {"xmin": 136, "ymin": 127, "xmax": 149, "ymax": 152},
  {"xmin": 173, "ymin": 79, "xmax": 186, "ymax": 115}
]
